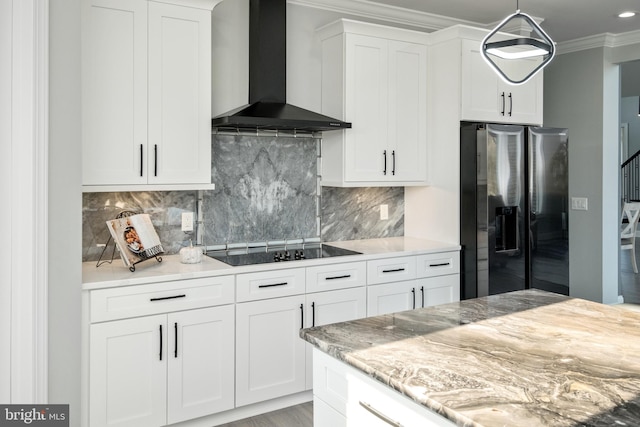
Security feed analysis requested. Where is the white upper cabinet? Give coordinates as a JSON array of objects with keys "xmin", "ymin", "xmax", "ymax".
[
  {"xmin": 318, "ymin": 20, "xmax": 428, "ymax": 187},
  {"xmin": 82, "ymin": 0, "xmax": 217, "ymax": 190},
  {"xmin": 460, "ymin": 37, "xmax": 543, "ymax": 125}
]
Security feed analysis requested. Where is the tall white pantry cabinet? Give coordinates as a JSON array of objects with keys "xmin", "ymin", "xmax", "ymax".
[{"xmin": 81, "ymin": 0, "xmax": 216, "ymax": 188}]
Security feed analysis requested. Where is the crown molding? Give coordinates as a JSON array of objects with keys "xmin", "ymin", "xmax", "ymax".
[
  {"xmin": 288, "ymin": 0, "xmax": 479, "ymax": 31},
  {"xmin": 557, "ymin": 30, "xmax": 640, "ymax": 55}
]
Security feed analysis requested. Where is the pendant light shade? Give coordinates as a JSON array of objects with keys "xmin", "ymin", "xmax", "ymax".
[{"xmin": 481, "ymin": 10, "xmax": 555, "ymax": 85}]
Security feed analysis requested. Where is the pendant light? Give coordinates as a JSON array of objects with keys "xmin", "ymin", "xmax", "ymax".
[{"xmin": 481, "ymin": 1, "xmax": 555, "ymax": 85}]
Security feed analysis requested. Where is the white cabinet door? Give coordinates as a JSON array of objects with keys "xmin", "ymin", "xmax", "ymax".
[
  {"xmin": 89, "ymin": 315, "xmax": 167, "ymax": 427},
  {"xmin": 147, "ymin": 2, "xmax": 211, "ymax": 185},
  {"xmin": 304, "ymin": 287, "xmax": 367, "ymax": 389},
  {"xmin": 235, "ymin": 295, "xmax": 307, "ymax": 407},
  {"xmin": 167, "ymin": 305, "xmax": 235, "ymax": 424},
  {"xmin": 81, "ymin": 0, "xmax": 148, "ymax": 185},
  {"xmin": 506, "ymin": 58, "xmax": 543, "ymax": 124},
  {"xmin": 82, "ymin": 0, "xmax": 212, "ymax": 187},
  {"xmin": 387, "ymin": 40, "xmax": 428, "ymax": 182},
  {"xmin": 460, "ymin": 39, "xmax": 542, "ymax": 125},
  {"xmin": 367, "ymin": 280, "xmax": 420, "ymax": 316},
  {"xmin": 419, "ymin": 275, "xmax": 460, "ymax": 308},
  {"xmin": 344, "ymin": 34, "xmax": 389, "ymax": 183},
  {"xmin": 319, "ymin": 21, "xmax": 428, "ymax": 187}
]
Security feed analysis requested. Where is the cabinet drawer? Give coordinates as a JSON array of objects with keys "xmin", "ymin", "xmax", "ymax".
[
  {"xmin": 306, "ymin": 261, "xmax": 366, "ymax": 293},
  {"xmin": 416, "ymin": 251, "xmax": 460, "ymax": 278},
  {"xmin": 236, "ymin": 268, "xmax": 305, "ymax": 302},
  {"xmin": 90, "ymin": 276, "xmax": 234, "ymax": 323},
  {"xmin": 367, "ymin": 256, "xmax": 416, "ymax": 285}
]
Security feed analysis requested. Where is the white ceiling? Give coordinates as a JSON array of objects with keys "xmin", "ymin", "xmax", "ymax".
[{"xmin": 368, "ymin": 0, "xmax": 640, "ymax": 42}]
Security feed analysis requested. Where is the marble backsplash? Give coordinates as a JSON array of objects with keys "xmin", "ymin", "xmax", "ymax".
[{"xmin": 82, "ymin": 135, "xmax": 404, "ymax": 262}]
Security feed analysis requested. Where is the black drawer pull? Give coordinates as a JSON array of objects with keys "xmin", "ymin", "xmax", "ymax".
[
  {"xmin": 159, "ymin": 324, "xmax": 163, "ymax": 361},
  {"xmin": 325, "ymin": 274, "xmax": 351, "ymax": 281},
  {"xmin": 150, "ymin": 294, "xmax": 186, "ymax": 302},
  {"xmin": 258, "ymin": 282, "xmax": 288, "ymax": 288},
  {"xmin": 382, "ymin": 268, "xmax": 405, "ymax": 273},
  {"xmin": 429, "ymin": 262, "xmax": 450, "ymax": 267},
  {"xmin": 174, "ymin": 322, "xmax": 178, "ymax": 358}
]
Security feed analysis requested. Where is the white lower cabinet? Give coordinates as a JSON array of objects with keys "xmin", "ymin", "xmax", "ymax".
[
  {"xmin": 420, "ymin": 275, "xmax": 460, "ymax": 308},
  {"xmin": 89, "ymin": 305, "xmax": 234, "ymax": 427},
  {"xmin": 235, "ymin": 295, "xmax": 307, "ymax": 407},
  {"xmin": 304, "ymin": 287, "xmax": 367, "ymax": 389},
  {"xmin": 367, "ymin": 280, "xmax": 420, "ymax": 316},
  {"xmin": 313, "ymin": 348, "xmax": 456, "ymax": 427}
]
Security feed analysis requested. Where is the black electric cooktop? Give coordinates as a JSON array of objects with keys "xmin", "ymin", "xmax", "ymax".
[{"xmin": 206, "ymin": 244, "xmax": 360, "ymax": 266}]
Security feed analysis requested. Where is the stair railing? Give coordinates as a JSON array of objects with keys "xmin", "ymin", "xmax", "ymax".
[{"xmin": 621, "ymin": 148, "xmax": 640, "ymax": 203}]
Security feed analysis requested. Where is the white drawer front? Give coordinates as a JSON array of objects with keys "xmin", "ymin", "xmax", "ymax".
[
  {"xmin": 236, "ymin": 268, "xmax": 305, "ymax": 302},
  {"xmin": 90, "ymin": 276, "xmax": 234, "ymax": 323},
  {"xmin": 367, "ymin": 256, "xmax": 417, "ymax": 285},
  {"xmin": 416, "ymin": 251, "xmax": 460, "ymax": 278},
  {"xmin": 306, "ymin": 261, "xmax": 366, "ymax": 293}
]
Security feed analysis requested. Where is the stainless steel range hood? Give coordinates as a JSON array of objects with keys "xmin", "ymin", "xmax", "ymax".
[{"xmin": 211, "ymin": 0, "xmax": 351, "ymax": 132}]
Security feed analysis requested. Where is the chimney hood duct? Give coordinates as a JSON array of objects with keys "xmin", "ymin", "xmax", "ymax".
[{"xmin": 211, "ymin": 0, "xmax": 351, "ymax": 132}]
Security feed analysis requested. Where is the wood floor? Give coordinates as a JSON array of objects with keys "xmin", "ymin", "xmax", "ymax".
[{"xmin": 215, "ymin": 402, "xmax": 313, "ymax": 427}]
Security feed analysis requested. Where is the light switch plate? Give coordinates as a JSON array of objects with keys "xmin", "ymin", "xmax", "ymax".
[
  {"xmin": 380, "ymin": 204, "xmax": 389, "ymax": 220},
  {"xmin": 571, "ymin": 197, "xmax": 588, "ymax": 211},
  {"xmin": 181, "ymin": 212, "xmax": 194, "ymax": 231}
]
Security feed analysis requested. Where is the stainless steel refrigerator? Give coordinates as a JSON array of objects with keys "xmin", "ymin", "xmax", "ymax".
[{"xmin": 460, "ymin": 122, "xmax": 569, "ymax": 299}]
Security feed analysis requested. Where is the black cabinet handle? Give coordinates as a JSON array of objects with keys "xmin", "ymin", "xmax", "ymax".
[
  {"xmin": 258, "ymin": 282, "xmax": 288, "ymax": 288},
  {"xmin": 383, "ymin": 150, "xmax": 387, "ymax": 175},
  {"xmin": 420, "ymin": 286, "xmax": 424, "ymax": 308},
  {"xmin": 509, "ymin": 92, "xmax": 514, "ymax": 116},
  {"xmin": 411, "ymin": 288, "xmax": 416, "ymax": 309},
  {"xmin": 150, "ymin": 294, "xmax": 186, "ymax": 302},
  {"xmin": 326, "ymin": 274, "xmax": 351, "ymax": 281},
  {"xmin": 311, "ymin": 302, "xmax": 316, "ymax": 327},
  {"xmin": 154, "ymin": 144, "xmax": 158, "ymax": 177},
  {"xmin": 429, "ymin": 262, "xmax": 450, "ymax": 268},
  {"xmin": 501, "ymin": 92, "xmax": 505, "ymax": 116},
  {"xmin": 382, "ymin": 268, "xmax": 405, "ymax": 273},
  {"xmin": 174, "ymin": 322, "xmax": 178, "ymax": 358},
  {"xmin": 392, "ymin": 150, "xmax": 396, "ymax": 176},
  {"xmin": 300, "ymin": 304, "xmax": 304, "ymax": 329},
  {"xmin": 139, "ymin": 144, "xmax": 143, "ymax": 177},
  {"xmin": 159, "ymin": 324, "xmax": 163, "ymax": 361}
]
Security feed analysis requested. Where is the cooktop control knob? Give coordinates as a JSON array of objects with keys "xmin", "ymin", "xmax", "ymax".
[{"xmin": 294, "ymin": 250, "xmax": 305, "ymax": 260}]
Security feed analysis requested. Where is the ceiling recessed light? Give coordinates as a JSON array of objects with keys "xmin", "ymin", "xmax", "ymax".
[{"xmin": 619, "ymin": 11, "xmax": 636, "ymax": 18}]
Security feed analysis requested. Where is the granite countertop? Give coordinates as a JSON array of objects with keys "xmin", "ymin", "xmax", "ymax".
[
  {"xmin": 301, "ymin": 289, "xmax": 640, "ymax": 427},
  {"xmin": 82, "ymin": 236, "xmax": 460, "ymax": 289}
]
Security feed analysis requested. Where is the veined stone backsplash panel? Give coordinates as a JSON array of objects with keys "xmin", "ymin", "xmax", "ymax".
[
  {"xmin": 82, "ymin": 136, "xmax": 405, "ymax": 262},
  {"xmin": 321, "ymin": 186, "xmax": 404, "ymax": 242},
  {"xmin": 82, "ymin": 191, "xmax": 198, "ymax": 262},
  {"xmin": 203, "ymin": 134, "xmax": 320, "ymax": 246}
]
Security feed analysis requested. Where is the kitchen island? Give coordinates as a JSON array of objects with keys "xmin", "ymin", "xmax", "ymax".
[{"xmin": 301, "ymin": 289, "xmax": 640, "ymax": 426}]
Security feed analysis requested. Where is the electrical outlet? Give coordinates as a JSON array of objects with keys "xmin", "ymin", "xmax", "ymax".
[
  {"xmin": 181, "ymin": 212, "xmax": 194, "ymax": 232},
  {"xmin": 380, "ymin": 204, "xmax": 389, "ymax": 220},
  {"xmin": 571, "ymin": 197, "xmax": 588, "ymax": 211}
]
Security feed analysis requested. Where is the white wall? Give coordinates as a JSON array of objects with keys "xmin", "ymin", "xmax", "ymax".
[
  {"xmin": 543, "ymin": 47, "xmax": 619, "ymax": 303},
  {"xmin": 49, "ymin": 0, "xmax": 82, "ymax": 423},
  {"xmin": 0, "ymin": 0, "xmax": 13, "ymax": 403}
]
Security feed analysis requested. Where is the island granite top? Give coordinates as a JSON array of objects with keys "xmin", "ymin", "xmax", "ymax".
[{"xmin": 301, "ymin": 289, "xmax": 640, "ymax": 427}]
